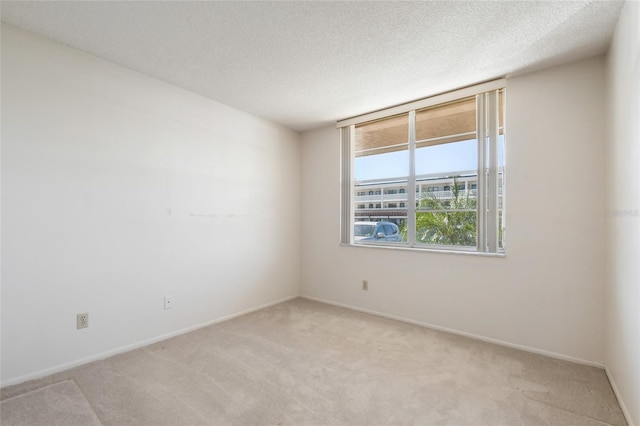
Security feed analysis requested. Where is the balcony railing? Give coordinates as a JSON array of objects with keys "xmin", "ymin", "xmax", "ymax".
[
  {"xmin": 354, "ymin": 189, "xmax": 503, "ymax": 205},
  {"xmin": 354, "ymin": 190, "xmax": 481, "ymax": 205},
  {"xmin": 354, "ymin": 193, "xmax": 407, "ymax": 202}
]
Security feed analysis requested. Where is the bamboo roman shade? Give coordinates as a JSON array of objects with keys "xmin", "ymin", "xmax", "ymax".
[
  {"xmin": 415, "ymin": 96, "xmax": 476, "ymax": 148},
  {"xmin": 354, "ymin": 90, "xmax": 504, "ymax": 157},
  {"xmin": 355, "ymin": 97, "xmax": 476, "ymax": 157},
  {"xmin": 354, "ymin": 114, "xmax": 408, "ymax": 157}
]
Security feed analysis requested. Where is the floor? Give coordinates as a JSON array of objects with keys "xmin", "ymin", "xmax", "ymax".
[{"xmin": 0, "ymin": 298, "xmax": 627, "ymax": 425}]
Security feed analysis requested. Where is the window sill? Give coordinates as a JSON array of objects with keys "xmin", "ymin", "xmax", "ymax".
[{"xmin": 340, "ymin": 242, "xmax": 506, "ymax": 258}]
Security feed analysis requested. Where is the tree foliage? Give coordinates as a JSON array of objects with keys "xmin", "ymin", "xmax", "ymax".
[{"xmin": 403, "ymin": 177, "xmax": 477, "ymax": 246}]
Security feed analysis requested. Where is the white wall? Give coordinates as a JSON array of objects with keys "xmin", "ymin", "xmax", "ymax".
[
  {"xmin": 301, "ymin": 57, "xmax": 607, "ymax": 365},
  {"xmin": 1, "ymin": 24, "xmax": 301, "ymax": 385},
  {"xmin": 605, "ymin": 1, "xmax": 640, "ymax": 424}
]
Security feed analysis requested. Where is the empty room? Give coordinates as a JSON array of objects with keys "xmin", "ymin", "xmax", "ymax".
[{"xmin": 1, "ymin": 1, "xmax": 638, "ymax": 425}]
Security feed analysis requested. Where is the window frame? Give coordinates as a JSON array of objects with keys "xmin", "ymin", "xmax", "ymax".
[{"xmin": 339, "ymin": 80, "xmax": 506, "ymax": 254}]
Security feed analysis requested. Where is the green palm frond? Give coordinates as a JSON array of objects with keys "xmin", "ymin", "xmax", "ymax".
[{"xmin": 415, "ymin": 176, "xmax": 477, "ymax": 246}]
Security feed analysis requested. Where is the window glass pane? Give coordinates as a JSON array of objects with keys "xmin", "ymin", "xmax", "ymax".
[
  {"xmin": 354, "ymin": 114, "xmax": 409, "ymax": 245},
  {"xmin": 415, "ymin": 174, "xmax": 478, "ymax": 247},
  {"xmin": 354, "ymin": 113, "xmax": 409, "ymax": 181},
  {"xmin": 415, "ymin": 209, "xmax": 477, "ymax": 246},
  {"xmin": 415, "ymin": 138, "xmax": 477, "ymax": 176},
  {"xmin": 414, "ymin": 97, "xmax": 477, "ymax": 248},
  {"xmin": 353, "ymin": 182, "xmax": 408, "ymax": 243}
]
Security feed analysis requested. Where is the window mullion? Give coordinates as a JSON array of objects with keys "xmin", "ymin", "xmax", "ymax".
[{"xmin": 407, "ymin": 110, "xmax": 417, "ymax": 246}]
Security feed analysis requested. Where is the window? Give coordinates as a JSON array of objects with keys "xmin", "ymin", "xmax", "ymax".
[
  {"xmin": 339, "ymin": 81, "xmax": 505, "ymax": 253},
  {"xmin": 383, "ymin": 224, "xmax": 397, "ymax": 235}
]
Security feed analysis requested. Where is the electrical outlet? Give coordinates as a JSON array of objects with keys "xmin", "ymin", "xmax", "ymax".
[
  {"xmin": 77, "ymin": 313, "xmax": 88, "ymax": 329},
  {"xmin": 164, "ymin": 296, "xmax": 174, "ymax": 310},
  {"xmin": 362, "ymin": 280, "xmax": 368, "ymax": 291}
]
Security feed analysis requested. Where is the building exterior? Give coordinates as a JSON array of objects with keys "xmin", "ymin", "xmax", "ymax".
[{"xmin": 354, "ymin": 171, "xmax": 481, "ymax": 225}]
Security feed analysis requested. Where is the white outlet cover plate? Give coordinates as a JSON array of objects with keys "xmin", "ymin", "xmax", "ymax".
[{"xmin": 77, "ymin": 313, "xmax": 88, "ymax": 329}]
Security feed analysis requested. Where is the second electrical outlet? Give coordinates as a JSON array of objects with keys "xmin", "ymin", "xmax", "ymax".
[{"xmin": 362, "ymin": 280, "xmax": 368, "ymax": 291}]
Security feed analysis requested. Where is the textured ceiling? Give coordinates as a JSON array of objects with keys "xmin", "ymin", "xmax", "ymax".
[{"xmin": 0, "ymin": 1, "xmax": 624, "ymax": 132}]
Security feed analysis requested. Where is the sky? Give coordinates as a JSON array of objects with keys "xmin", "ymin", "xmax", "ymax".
[
  {"xmin": 355, "ymin": 139, "xmax": 475, "ymax": 181},
  {"xmin": 354, "ymin": 137, "xmax": 504, "ymax": 181}
]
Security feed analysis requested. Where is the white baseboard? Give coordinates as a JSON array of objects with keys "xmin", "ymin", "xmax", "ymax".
[
  {"xmin": 1, "ymin": 295, "xmax": 298, "ymax": 388},
  {"xmin": 301, "ymin": 295, "xmax": 604, "ymax": 369},
  {"xmin": 605, "ymin": 366, "xmax": 636, "ymax": 426}
]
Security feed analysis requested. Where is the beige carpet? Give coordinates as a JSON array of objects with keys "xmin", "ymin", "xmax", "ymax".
[
  {"xmin": 0, "ymin": 379, "xmax": 102, "ymax": 426},
  {"xmin": 0, "ymin": 298, "xmax": 627, "ymax": 425}
]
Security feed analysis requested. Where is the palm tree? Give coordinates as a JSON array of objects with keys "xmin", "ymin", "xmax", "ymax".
[{"xmin": 402, "ymin": 177, "xmax": 477, "ymax": 246}]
